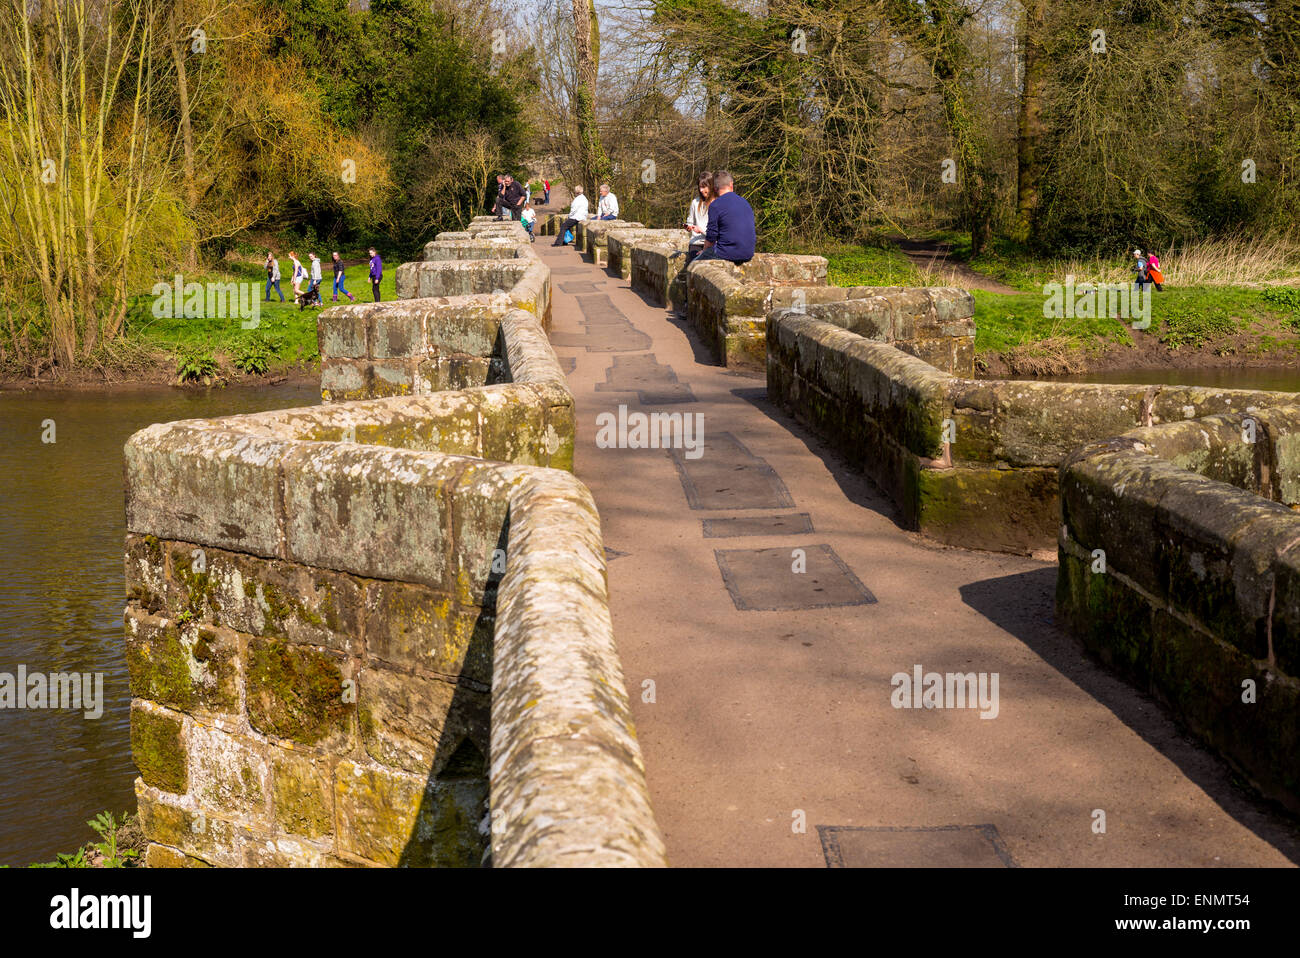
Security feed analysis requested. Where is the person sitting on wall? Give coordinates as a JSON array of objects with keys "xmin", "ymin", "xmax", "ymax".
[
  {"xmin": 554, "ymin": 186, "xmax": 589, "ymax": 246},
  {"xmin": 596, "ymin": 183, "xmax": 619, "ymax": 220},
  {"xmin": 691, "ymin": 170, "xmax": 755, "ymax": 266},
  {"xmin": 683, "ymin": 172, "xmax": 714, "ymax": 265}
]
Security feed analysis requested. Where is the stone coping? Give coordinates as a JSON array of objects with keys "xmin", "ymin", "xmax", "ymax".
[
  {"xmin": 768, "ymin": 309, "xmax": 1298, "ymax": 552},
  {"xmin": 606, "ymin": 229, "xmax": 689, "ymax": 280},
  {"xmin": 1058, "ymin": 409, "xmax": 1300, "ymax": 810}
]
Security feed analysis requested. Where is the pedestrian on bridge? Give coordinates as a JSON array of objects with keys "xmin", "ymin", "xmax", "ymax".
[
  {"xmin": 554, "ymin": 186, "xmax": 589, "ymax": 246},
  {"xmin": 500, "ymin": 174, "xmax": 527, "ymax": 220},
  {"xmin": 521, "ymin": 201, "xmax": 537, "ymax": 242},
  {"xmin": 692, "ymin": 171, "xmax": 755, "ymax": 266},
  {"xmin": 369, "ymin": 247, "xmax": 383, "ymax": 302},
  {"xmin": 596, "ymin": 184, "xmax": 619, "ymax": 220},
  {"xmin": 543, "ymin": 178, "xmax": 551, "ymax": 205}
]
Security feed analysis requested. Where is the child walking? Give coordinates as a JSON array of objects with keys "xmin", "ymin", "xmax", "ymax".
[{"xmin": 521, "ymin": 201, "xmax": 537, "ymax": 243}]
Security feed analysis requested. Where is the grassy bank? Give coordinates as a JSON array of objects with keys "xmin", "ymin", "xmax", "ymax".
[
  {"xmin": 119, "ymin": 254, "xmax": 396, "ymax": 386},
  {"xmin": 0, "ymin": 245, "xmax": 400, "ymax": 388},
  {"xmin": 796, "ymin": 237, "xmax": 1300, "ymax": 376}
]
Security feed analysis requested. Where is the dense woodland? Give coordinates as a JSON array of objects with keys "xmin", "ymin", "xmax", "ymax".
[
  {"xmin": 0, "ymin": 0, "xmax": 533, "ymax": 374},
  {"xmin": 4, "ymin": 0, "xmax": 1300, "ymax": 375}
]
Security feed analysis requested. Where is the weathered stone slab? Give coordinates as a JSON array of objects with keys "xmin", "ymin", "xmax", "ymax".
[
  {"xmin": 668, "ymin": 432, "xmax": 795, "ymax": 510},
  {"xmin": 714, "ymin": 544, "xmax": 877, "ymax": 611}
]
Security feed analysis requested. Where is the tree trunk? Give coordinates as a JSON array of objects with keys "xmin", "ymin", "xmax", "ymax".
[
  {"xmin": 1014, "ymin": 0, "xmax": 1045, "ymax": 243},
  {"xmin": 169, "ymin": 10, "xmax": 198, "ymax": 270},
  {"xmin": 572, "ymin": 0, "xmax": 608, "ymax": 194}
]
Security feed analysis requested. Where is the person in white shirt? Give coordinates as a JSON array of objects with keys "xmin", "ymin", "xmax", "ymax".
[
  {"xmin": 288, "ymin": 252, "xmax": 305, "ymax": 295},
  {"xmin": 683, "ymin": 172, "xmax": 713, "ymax": 264},
  {"xmin": 554, "ymin": 186, "xmax": 589, "ymax": 246},
  {"xmin": 520, "ymin": 201, "xmax": 537, "ymax": 243},
  {"xmin": 596, "ymin": 183, "xmax": 619, "ymax": 220}
]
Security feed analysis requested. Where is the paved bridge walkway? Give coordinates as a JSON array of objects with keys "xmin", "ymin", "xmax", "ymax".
[{"xmin": 536, "ymin": 239, "xmax": 1300, "ymax": 867}]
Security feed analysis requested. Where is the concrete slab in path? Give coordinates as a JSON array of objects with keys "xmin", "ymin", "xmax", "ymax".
[{"xmin": 538, "ymin": 242, "xmax": 1300, "ymax": 868}]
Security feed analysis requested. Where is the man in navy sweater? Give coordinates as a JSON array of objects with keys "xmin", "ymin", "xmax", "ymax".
[{"xmin": 694, "ymin": 171, "xmax": 755, "ymax": 265}]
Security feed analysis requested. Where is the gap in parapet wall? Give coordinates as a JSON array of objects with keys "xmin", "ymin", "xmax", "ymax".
[{"xmin": 120, "ymin": 217, "xmax": 666, "ymax": 868}]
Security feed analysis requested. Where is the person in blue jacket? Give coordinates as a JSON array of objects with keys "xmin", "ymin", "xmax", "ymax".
[{"xmin": 692, "ymin": 171, "xmax": 755, "ymax": 265}]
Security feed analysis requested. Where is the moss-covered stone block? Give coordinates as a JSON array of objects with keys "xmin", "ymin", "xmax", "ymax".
[
  {"xmin": 125, "ymin": 610, "xmax": 239, "ymax": 716},
  {"xmin": 163, "ymin": 543, "xmax": 364, "ymax": 653},
  {"xmin": 915, "ymin": 465, "xmax": 1058, "ymax": 554},
  {"xmin": 334, "ymin": 759, "xmax": 487, "ymax": 867},
  {"xmin": 245, "ymin": 638, "xmax": 355, "ymax": 748},
  {"xmin": 125, "ymin": 534, "xmax": 167, "ymax": 615},
  {"xmin": 144, "ymin": 843, "xmax": 212, "ymax": 868},
  {"xmin": 135, "ymin": 780, "xmax": 246, "ymax": 866},
  {"xmin": 130, "ymin": 703, "xmax": 188, "ymax": 794},
  {"xmin": 358, "ymin": 667, "xmax": 466, "ymax": 774},
  {"xmin": 363, "ymin": 580, "xmax": 492, "ymax": 683}
]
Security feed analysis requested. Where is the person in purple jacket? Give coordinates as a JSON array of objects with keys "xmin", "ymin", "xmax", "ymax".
[{"xmin": 368, "ymin": 247, "xmax": 383, "ymax": 302}]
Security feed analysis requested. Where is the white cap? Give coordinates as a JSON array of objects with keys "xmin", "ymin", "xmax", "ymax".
[{"xmin": 1133, "ymin": 248, "xmax": 1141, "ymax": 255}]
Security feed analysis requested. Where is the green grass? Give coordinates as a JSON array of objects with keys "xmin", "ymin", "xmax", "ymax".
[
  {"xmin": 774, "ymin": 240, "xmax": 931, "ymax": 287},
  {"xmin": 970, "ymin": 290, "xmax": 1133, "ymax": 354},
  {"xmin": 971, "ymin": 283, "xmax": 1300, "ymax": 356},
  {"xmin": 124, "ymin": 255, "xmax": 395, "ymax": 378}
]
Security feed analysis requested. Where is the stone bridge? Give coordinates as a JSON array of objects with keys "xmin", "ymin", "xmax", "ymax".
[{"xmin": 123, "ymin": 210, "xmax": 1300, "ymax": 867}]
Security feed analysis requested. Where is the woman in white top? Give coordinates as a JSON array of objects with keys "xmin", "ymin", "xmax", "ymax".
[
  {"xmin": 288, "ymin": 252, "xmax": 306, "ymax": 295},
  {"xmin": 684, "ymin": 172, "xmax": 713, "ymax": 263}
]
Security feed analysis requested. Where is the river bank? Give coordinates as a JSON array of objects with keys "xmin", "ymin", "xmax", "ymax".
[
  {"xmin": 0, "ymin": 381, "xmax": 320, "ymax": 865},
  {"xmin": 0, "ymin": 361, "xmax": 320, "ymax": 394}
]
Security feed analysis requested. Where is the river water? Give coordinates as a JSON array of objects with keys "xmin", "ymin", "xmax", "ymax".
[{"xmin": 0, "ymin": 383, "xmax": 319, "ymax": 865}]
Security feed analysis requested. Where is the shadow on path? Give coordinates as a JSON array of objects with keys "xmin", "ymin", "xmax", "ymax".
[{"xmin": 961, "ymin": 567, "xmax": 1300, "ymax": 863}]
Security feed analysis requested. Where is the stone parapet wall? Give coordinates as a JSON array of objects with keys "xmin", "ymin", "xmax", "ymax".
[
  {"xmin": 126, "ymin": 223, "xmax": 665, "ymax": 867},
  {"xmin": 319, "ymin": 233, "xmax": 552, "ymax": 403},
  {"xmin": 685, "ymin": 255, "xmax": 828, "ymax": 369},
  {"xmin": 630, "ymin": 242, "xmax": 690, "ymax": 311},
  {"xmin": 606, "ymin": 229, "xmax": 689, "ymax": 280},
  {"xmin": 578, "ymin": 219, "xmax": 643, "ymax": 266},
  {"xmin": 1057, "ymin": 411, "xmax": 1300, "ymax": 811},
  {"xmin": 489, "ymin": 471, "xmax": 669, "ymax": 866},
  {"xmin": 768, "ymin": 309, "xmax": 1297, "ymax": 553}
]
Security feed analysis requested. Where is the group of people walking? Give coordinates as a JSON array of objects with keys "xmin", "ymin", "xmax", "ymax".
[
  {"xmin": 553, "ymin": 169, "xmax": 756, "ymax": 266},
  {"xmin": 264, "ymin": 248, "xmax": 385, "ymax": 307}
]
